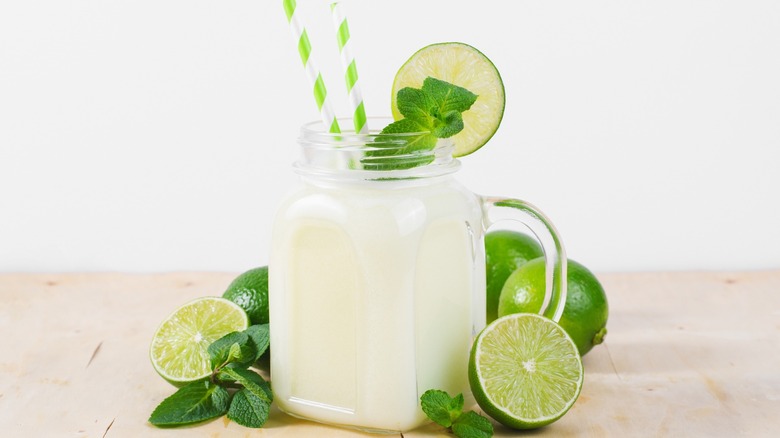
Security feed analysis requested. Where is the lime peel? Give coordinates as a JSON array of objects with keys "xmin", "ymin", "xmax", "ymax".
[{"xmin": 222, "ymin": 266, "xmax": 270, "ymax": 325}]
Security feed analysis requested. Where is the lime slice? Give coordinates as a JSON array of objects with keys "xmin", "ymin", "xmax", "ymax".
[
  {"xmin": 469, "ymin": 313, "xmax": 583, "ymax": 429},
  {"xmin": 150, "ymin": 297, "xmax": 250, "ymax": 386},
  {"xmin": 392, "ymin": 42, "xmax": 505, "ymax": 157}
]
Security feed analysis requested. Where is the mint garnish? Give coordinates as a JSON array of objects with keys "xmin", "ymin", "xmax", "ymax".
[
  {"xmin": 149, "ymin": 324, "xmax": 272, "ymax": 429},
  {"xmin": 390, "ymin": 77, "xmax": 477, "ymax": 138},
  {"xmin": 362, "ymin": 77, "xmax": 477, "ymax": 170},
  {"xmin": 421, "ymin": 389, "xmax": 493, "ymax": 438}
]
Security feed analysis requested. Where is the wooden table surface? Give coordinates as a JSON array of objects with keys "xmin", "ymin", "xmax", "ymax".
[{"xmin": 1, "ymin": 271, "xmax": 778, "ymax": 437}]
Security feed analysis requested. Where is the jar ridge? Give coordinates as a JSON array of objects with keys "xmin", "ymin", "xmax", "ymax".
[{"xmin": 296, "ymin": 117, "xmax": 461, "ymax": 181}]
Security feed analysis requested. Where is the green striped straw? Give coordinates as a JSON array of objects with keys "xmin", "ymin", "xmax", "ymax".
[
  {"xmin": 330, "ymin": 2, "xmax": 368, "ymax": 134},
  {"xmin": 283, "ymin": 0, "xmax": 341, "ymax": 134}
]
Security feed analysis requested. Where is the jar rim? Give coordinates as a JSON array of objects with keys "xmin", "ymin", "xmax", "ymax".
[
  {"xmin": 296, "ymin": 117, "xmax": 460, "ymax": 180},
  {"xmin": 300, "ymin": 117, "xmax": 430, "ymax": 141}
]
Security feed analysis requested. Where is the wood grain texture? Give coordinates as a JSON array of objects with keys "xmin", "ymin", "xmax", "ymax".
[{"xmin": 0, "ymin": 271, "xmax": 778, "ymax": 437}]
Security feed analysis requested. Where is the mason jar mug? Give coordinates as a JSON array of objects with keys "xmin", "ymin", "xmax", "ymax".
[{"xmin": 269, "ymin": 119, "xmax": 567, "ymax": 432}]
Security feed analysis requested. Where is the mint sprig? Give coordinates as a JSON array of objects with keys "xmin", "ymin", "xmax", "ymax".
[
  {"xmin": 362, "ymin": 77, "xmax": 477, "ymax": 170},
  {"xmin": 149, "ymin": 324, "xmax": 272, "ymax": 429},
  {"xmin": 389, "ymin": 77, "xmax": 477, "ymax": 138},
  {"xmin": 421, "ymin": 390, "xmax": 493, "ymax": 438}
]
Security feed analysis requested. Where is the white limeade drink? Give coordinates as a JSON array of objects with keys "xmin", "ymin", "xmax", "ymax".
[{"xmin": 269, "ymin": 120, "xmax": 567, "ymax": 432}]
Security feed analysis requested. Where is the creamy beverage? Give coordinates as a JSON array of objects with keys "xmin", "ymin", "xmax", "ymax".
[
  {"xmin": 268, "ymin": 114, "xmax": 567, "ymax": 433},
  {"xmin": 270, "ymin": 169, "xmax": 486, "ymax": 431}
]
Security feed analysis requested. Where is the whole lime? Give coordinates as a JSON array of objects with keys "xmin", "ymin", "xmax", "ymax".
[
  {"xmin": 498, "ymin": 258, "xmax": 608, "ymax": 356},
  {"xmin": 485, "ymin": 230, "xmax": 543, "ymax": 323},
  {"xmin": 222, "ymin": 267, "xmax": 269, "ymax": 325}
]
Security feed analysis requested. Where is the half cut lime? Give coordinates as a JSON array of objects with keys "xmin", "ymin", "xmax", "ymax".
[
  {"xmin": 469, "ymin": 313, "xmax": 583, "ymax": 429},
  {"xmin": 150, "ymin": 296, "xmax": 250, "ymax": 386},
  {"xmin": 392, "ymin": 42, "xmax": 505, "ymax": 157}
]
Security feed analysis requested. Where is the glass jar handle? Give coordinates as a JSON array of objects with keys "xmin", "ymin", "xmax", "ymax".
[{"xmin": 480, "ymin": 196, "xmax": 567, "ymax": 322}]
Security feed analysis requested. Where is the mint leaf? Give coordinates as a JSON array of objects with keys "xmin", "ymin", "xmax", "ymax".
[
  {"xmin": 362, "ymin": 122, "xmax": 437, "ymax": 171},
  {"xmin": 361, "ymin": 149, "xmax": 435, "ymax": 171},
  {"xmin": 379, "ymin": 120, "xmax": 438, "ymax": 153},
  {"xmin": 218, "ymin": 367, "xmax": 273, "ymax": 403},
  {"xmin": 244, "ymin": 324, "xmax": 270, "ymax": 362},
  {"xmin": 421, "ymin": 389, "xmax": 493, "ymax": 438},
  {"xmin": 362, "ymin": 126, "xmax": 435, "ymax": 171},
  {"xmin": 451, "ymin": 411, "xmax": 494, "ymax": 438},
  {"xmin": 431, "ymin": 109, "xmax": 464, "ymax": 138},
  {"xmin": 420, "ymin": 389, "xmax": 463, "ymax": 428},
  {"xmin": 221, "ymin": 367, "xmax": 272, "ymax": 429},
  {"xmin": 208, "ymin": 331, "xmax": 257, "ymax": 370},
  {"xmin": 396, "ymin": 87, "xmax": 437, "ymax": 126},
  {"xmin": 421, "ymin": 77, "xmax": 478, "ymax": 116},
  {"xmin": 227, "ymin": 388, "xmax": 271, "ymax": 428},
  {"xmin": 228, "ymin": 342, "xmax": 243, "ymax": 362},
  {"xmin": 448, "ymin": 393, "xmax": 465, "ymax": 421},
  {"xmin": 149, "ymin": 380, "xmax": 230, "ymax": 427},
  {"xmin": 380, "ymin": 118, "xmax": 427, "ymax": 136}
]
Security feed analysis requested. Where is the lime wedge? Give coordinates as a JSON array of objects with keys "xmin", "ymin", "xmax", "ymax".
[
  {"xmin": 469, "ymin": 313, "xmax": 583, "ymax": 429},
  {"xmin": 391, "ymin": 42, "xmax": 505, "ymax": 157},
  {"xmin": 150, "ymin": 297, "xmax": 250, "ymax": 386}
]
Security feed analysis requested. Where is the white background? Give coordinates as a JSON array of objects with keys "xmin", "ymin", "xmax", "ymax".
[{"xmin": 1, "ymin": 1, "xmax": 778, "ymax": 273}]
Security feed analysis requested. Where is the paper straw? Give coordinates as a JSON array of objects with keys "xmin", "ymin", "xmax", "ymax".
[
  {"xmin": 330, "ymin": 2, "xmax": 368, "ymax": 134},
  {"xmin": 283, "ymin": 0, "xmax": 341, "ymax": 134}
]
